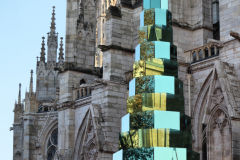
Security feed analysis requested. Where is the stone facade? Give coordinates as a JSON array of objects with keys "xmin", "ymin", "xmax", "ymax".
[{"xmin": 12, "ymin": 0, "xmax": 240, "ymax": 160}]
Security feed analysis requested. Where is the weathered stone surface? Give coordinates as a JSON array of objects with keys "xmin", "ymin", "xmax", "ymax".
[{"xmin": 13, "ymin": 0, "xmax": 240, "ymax": 160}]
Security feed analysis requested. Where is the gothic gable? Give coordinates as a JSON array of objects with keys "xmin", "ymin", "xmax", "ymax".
[
  {"xmin": 192, "ymin": 60, "xmax": 236, "ymax": 158},
  {"xmin": 73, "ymin": 107, "xmax": 102, "ymax": 160}
]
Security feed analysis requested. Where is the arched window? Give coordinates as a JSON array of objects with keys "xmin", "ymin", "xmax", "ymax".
[
  {"xmin": 212, "ymin": 0, "xmax": 220, "ymax": 40},
  {"xmin": 47, "ymin": 128, "xmax": 58, "ymax": 160}
]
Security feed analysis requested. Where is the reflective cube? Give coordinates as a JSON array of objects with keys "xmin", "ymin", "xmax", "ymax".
[
  {"xmin": 113, "ymin": 148, "xmax": 199, "ymax": 160},
  {"xmin": 122, "ymin": 112, "xmax": 191, "ymax": 132},
  {"xmin": 133, "ymin": 58, "xmax": 178, "ymax": 78},
  {"xmin": 139, "ymin": 25, "xmax": 173, "ymax": 43},
  {"xmin": 127, "ymin": 93, "xmax": 185, "ymax": 113},
  {"xmin": 119, "ymin": 128, "xmax": 192, "ymax": 149},
  {"xmin": 135, "ymin": 41, "xmax": 177, "ymax": 61},
  {"xmin": 143, "ymin": 0, "xmax": 169, "ymax": 10},
  {"xmin": 140, "ymin": 9, "xmax": 172, "ymax": 27},
  {"xmin": 121, "ymin": 111, "xmax": 180, "ymax": 132},
  {"xmin": 129, "ymin": 75, "xmax": 183, "ymax": 97}
]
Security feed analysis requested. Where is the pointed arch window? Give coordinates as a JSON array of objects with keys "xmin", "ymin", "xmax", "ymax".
[
  {"xmin": 47, "ymin": 128, "xmax": 58, "ymax": 160},
  {"xmin": 212, "ymin": 0, "xmax": 220, "ymax": 40}
]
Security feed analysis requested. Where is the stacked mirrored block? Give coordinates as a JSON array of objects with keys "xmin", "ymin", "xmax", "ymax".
[
  {"xmin": 135, "ymin": 41, "xmax": 177, "ymax": 61},
  {"xmin": 113, "ymin": 0, "xmax": 199, "ymax": 159},
  {"xmin": 113, "ymin": 148, "xmax": 200, "ymax": 160},
  {"xmin": 127, "ymin": 93, "xmax": 185, "ymax": 113},
  {"xmin": 140, "ymin": 8, "xmax": 172, "ymax": 27},
  {"xmin": 139, "ymin": 25, "xmax": 173, "ymax": 43}
]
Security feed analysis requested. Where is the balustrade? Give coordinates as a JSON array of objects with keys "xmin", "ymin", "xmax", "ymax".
[
  {"xmin": 185, "ymin": 42, "xmax": 221, "ymax": 63},
  {"xmin": 73, "ymin": 85, "xmax": 92, "ymax": 100}
]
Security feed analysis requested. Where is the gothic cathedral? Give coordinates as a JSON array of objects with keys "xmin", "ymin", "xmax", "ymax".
[{"xmin": 12, "ymin": 0, "xmax": 240, "ymax": 160}]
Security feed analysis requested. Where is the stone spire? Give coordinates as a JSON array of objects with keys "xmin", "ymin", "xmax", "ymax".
[
  {"xmin": 40, "ymin": 37, "xmax": 46, "ymax": 62},
  {"xmin": 18, "ymin": 83, "xmax": 21, "ymax": 104},
  {"xmin": 29, "ymin": 70, "xmax": 33, "ymax": 94},
  {"xmin": 50, "ymin": 6, "xmax": 56, "ymax": 34},
  {"xmin": 47, "ymin": 6, "xmax": 58, "ymax": 63},
  {"xmin": 58, "ymin": 37, "xmax": 64, "ymax": 62}
]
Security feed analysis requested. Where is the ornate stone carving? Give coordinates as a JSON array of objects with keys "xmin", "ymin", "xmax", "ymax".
[
  {"xmin": 211, "ymin": 88, "xmax": 224, "ymax": 107},
  {"xmin": 211, "ymin": 110, "xmax": 228, "ymax": 131},
  {"xmin": 82, "ymin": 118, "xmax": 98, "ymax": 160},
  {"xmin": 209, "ymin": 109, "xmax": 231, "ymax": 160}
]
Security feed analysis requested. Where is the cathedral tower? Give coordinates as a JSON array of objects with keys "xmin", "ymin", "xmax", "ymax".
[{"xmin": 65, "ymin": 0, "xmax": 96, "ymax": 70}]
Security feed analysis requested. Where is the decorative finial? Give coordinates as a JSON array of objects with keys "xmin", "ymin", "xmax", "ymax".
[
  {"xmin": 40, "ymin": 37, "xmax": 46, "ymax": 62},
  {"xmin": 18, "ymin": 83, "xmax": 21, "ymax": 104},
  {"xmin": 50, "ymin": 6, "xmax": 56, "ymax": 33},
  {"xmin": 58, "ymin": 37, "xmax": 64, "ymax": 62},
  {"xmin": 29, "ymin": 70, "xmax": 33, "ymax": 94}
]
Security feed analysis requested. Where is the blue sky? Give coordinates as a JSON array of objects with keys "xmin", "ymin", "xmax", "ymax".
[{"xmin": 0, "ymin": 0, "xmax": 66, "ymax": 159}]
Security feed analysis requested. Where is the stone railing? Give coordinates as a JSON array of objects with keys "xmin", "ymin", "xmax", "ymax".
[
  {"xmin": 73, "ymin": 85, "xmax": 92, "ymax": 100},
  {"xmin": 185, "ymin": 42, "xmax": 222, "ymax": 63}
]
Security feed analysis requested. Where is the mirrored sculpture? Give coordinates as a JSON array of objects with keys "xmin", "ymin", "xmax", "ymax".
[{"xmin": 113, "ymin": 0, "xmax": 200, "ymax": 159}]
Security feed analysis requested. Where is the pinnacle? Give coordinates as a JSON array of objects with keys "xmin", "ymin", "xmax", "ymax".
[
  {"xmin": 18, "ymin": 83, "xmax": 21, "ymax": 105},
  {"xmin": 40, "ymin": 37, "xmax": 46, "ymax": 62},
  {"xmin": 50, "ymin": 6, "xmax": 56, "ymax": 34},
  {"xmin": 29, "ymin": 70, "xmax": 33, "ymax": 93},
  {"xmin": 58, "ymin": 37, "xmax": 64, "ymax": 61}
]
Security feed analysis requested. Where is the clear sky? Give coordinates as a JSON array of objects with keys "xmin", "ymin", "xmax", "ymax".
[{"xmin": 0, "ymin": 0, "xmax": 66, "ymax": 159}]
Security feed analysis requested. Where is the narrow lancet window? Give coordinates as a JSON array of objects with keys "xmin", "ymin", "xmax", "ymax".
[{"xmin": 212, "ymin": 0, "xmax": 220, "ymax": 40}]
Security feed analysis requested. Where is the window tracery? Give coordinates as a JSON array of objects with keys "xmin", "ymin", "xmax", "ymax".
[{"xmin": 47, "ymin": 128, "xmax": 58, "ymax": 160}]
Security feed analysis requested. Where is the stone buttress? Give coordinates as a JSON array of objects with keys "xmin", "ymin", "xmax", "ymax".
[{"xmin": 113, "ymin": 0, "xmax": 199, "ymax": 159}]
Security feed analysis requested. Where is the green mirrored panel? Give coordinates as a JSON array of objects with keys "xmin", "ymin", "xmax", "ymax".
[
  {"xmin": 139, "ymin": 25, "xmax": 173, "ymax": 43},
  {"xmin": 122, "ymin": 112, "xmax": 191, "ymax": 132},
  {"xmin": 129, "ymin": 75, "xmax": 183, "ymax": 97},
  {"xmin": 135, "ymin": 41, "xmax": 177, "ymax": 61},
  {"xmin": 119, "ymin": 129, "xmax": 192, "ymax": 149},
  {"xmin": 140, "ymin": 9, "xmax": 172, "ymax": 27},
  {"xmin": 127, "ymin": 93, "xmax": 184, "ymax": 113},
  {"xmin": 121, "ymin": 111, "xmax": 180, "ymax": 132},
  {"xmin": 133, "ymin": 58, "xmax": 178, "ymax": 78}
]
